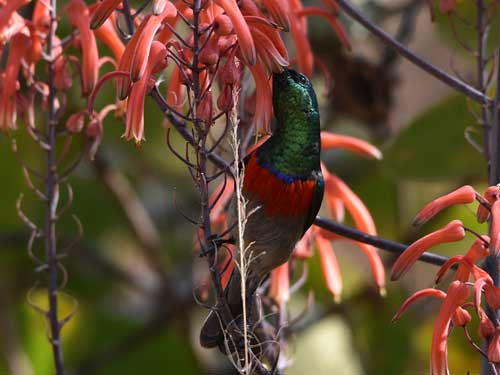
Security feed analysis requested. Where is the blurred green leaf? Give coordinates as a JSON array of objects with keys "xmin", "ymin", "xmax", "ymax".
[{"xmin": 383, "ymin": 95, "xmax": 485, "ymax": 181}]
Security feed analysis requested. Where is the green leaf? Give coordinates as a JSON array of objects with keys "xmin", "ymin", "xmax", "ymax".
[{"xmin": 383, "ymin": 95, "xmax": 485, "ymax": 181}]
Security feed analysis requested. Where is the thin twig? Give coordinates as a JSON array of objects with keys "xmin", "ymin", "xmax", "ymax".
[{"xmin": 335, "ymin": 0, "xmax": 492, "ymax": 105}]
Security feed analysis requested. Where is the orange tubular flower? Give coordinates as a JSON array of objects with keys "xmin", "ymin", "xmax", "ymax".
[
  {"xmin": 490, "ymin": 200, "xmax": 500, "ymax": 256},
  {"xmin": 315, "ymin": 234, "xmax": 342, "ymax": 302},
  {"xmin": 454, "ymin": 237, "xmax": 489, "ymax": 281},
  {"xmin": 392, "ymin": 288, "xmax": 446, "ymax": 323},
  {"xmin": 90, "ymin": 0, "xmax": 122, "ymax": 29},
  {"xmin": 430, "ymin": 281, "xmax": 469, "ymax": 375},
  {"xmin": 214, "ymin": 0, "xmax": 256, "ymax": 66},
  {"xmin": 250, "ymin": 26, "xmax": 288, "ymax": 74},
  {"xmin": 356, "ymin": 242, "xmax": 386, "ymax": 295},
  {"xmin": 0, "ymin": 0, "xmax": 29, "ymax": 37},
  {"xmin": 90, "ymin": 11, "xmax": 125, "ymax": 61},
  {"xmin": 294, "ymin": 228, "xmax": 313, "ymax": 259},
  {"xmin": 67, "ymin": 0, "xmax": 99, "ymax": 96},
  {"xmin": 130, "ymin": 4, "xmax": 177, "ymax": 82},
  {"xmin": 116, "ymin": 18, "xmax": 151, "ymax": 100},
  {"xmin": 325, "ymin": 169, "xmax": 377, "ymax": 235},
  {"xmin": 261, "ymin": 0, "xmax": 290, "ymax": 31},
  {"xmin": 269, "ymin": 262, "xmax": 290, "ymax": 304},
  {"xmin": 296, "ymin": 7, "xmax": 351, "ymax": 51},
  {"xmin": 488, "ymin": 327, "xmax": 500, "ymax": 363},
  {"xmin": 0, "ymin": 32, "xmax": 30, "ymax": 131},
  {"xmin": 249, "ymin": 64, "xmax": 272, "ymax": 133},
  {"xmin": 321, "ymin": 132, "xmax": 382, "ymax": 160},
  {"xmin": 479, "ymin": 307, "xmax": 495, "ymax": 339},
  {"xmin": 412, "ymin": 185, "xmax": 477, "ymax": 226},
  {"xmin": 288, "ymin": 11, "xmax": 313, "ymax": 76},
  {"xmin": 391, "ymin": 220, "xmax": 465, "ymax": 281},
  {"xmin": 124, "ymin": 41, "xmax": 167, "ymax": 143},
  {"xmin": 477, "ymin": 186, "xmax": 500, "ymax": 223}
]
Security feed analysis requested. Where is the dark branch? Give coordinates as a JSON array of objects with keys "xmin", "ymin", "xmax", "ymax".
[{"xmin": 313, "ymin": 216, "xmax": 449, "ymax": 267}]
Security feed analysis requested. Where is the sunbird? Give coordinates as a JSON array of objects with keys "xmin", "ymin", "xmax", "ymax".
[{"xmin": 200, "ymin": 68, "xmax": 324, "ymax": 349}]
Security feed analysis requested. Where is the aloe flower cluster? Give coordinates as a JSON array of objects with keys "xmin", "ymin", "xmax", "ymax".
[{"xmin": 391, "ymin": 185, "xmax": 500, "ymax": 375}]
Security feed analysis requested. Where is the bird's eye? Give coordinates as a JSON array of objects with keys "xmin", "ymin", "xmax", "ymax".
[{"xmin": 296, "ymin": 73, "xmax": 308, "ymax": 85}]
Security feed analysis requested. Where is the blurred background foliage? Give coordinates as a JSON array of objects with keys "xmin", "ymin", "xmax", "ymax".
[{"xmin": 0, "ymin": 0, "xmax": 495, "ymax": 374}]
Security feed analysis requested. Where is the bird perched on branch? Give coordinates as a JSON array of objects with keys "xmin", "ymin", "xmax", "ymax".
[{"xmin": 200, "ymin": 68, "xmax": 324, "ymax": 350}]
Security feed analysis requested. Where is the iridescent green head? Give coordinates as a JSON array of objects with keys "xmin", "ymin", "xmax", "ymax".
[
  {"xmin": 272, "ymin": 68, "xmax": 319, "ymax": 123},
  {"xmin": 257, "ymin": 69, "xmax": 320, "ymax": 177}
]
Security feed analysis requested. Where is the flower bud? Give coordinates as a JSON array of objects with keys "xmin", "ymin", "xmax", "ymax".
[
  {"xmin": 451, "ymin": 306, "xmax": 471, "ymax": 327},
  {"xmin": 479, "ymin": 309, "xmax": 495, "ymax": 339},
  {"xmin": 488, "ymin": 327, "xmax": 500, "ymax": 363},
  {"xmin": 217, "ymin": 84, "xmax": 233, "ymax": 112},
  {"xmin": 66, "ymin": 112, "xmax": 85, "ymax": 134},
  {"xmin": 214, "ymin": 14, "xmax": 233, "ymax": 36}
]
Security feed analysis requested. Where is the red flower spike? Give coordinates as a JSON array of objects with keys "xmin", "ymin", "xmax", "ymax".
[
  {"xmin": 392, "ymin": 288, "xmax": 446, "ymax": 323},
  {"xmin": 488, "ymin": 327, "xmax": 500, "ymax": 363},
  {"xmin": 67, "ymin": 0, "xmax": 99, "ymax": 96},
  {"xmin": 124, "ymin": 41, "xmax": 167, "ymax": 143},
  {"xmin": 431, "ymin": 281, "xmax": 469, "ymax": 375},
  {"xmin": 315, "ymin": 235, "xmax": 342, "ymax": 302},
  {"xmin": 391, "ymin": 220, "xmax": 465, "ymax": 281},
  {"xmin": 479, "ymin": 308, "xmax": 495, "ymax": 339},
  {"xmin": 214, "ymin": 0, "xmax": 256, "ymax": 66},
  {"xmin": 321, "ymin": 132, "xmax": 382, "ymax": 160},
  {"xmin": 90, "ymin": 0, "xmax": 122, "ymax": 29},
  {"xmin": 269, "ymin": 262, "xmax": 290, "ymax": 304},
  {"xmin": 412, "ymin": 185, "xmax": 476, "ymax": 226},
  {"xmin": 490, "ymin": 200, "xmax": 500, "ymax": 256}
]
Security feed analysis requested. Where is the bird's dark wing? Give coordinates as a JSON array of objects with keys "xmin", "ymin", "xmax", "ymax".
[{"xmin": 302, "ymin": 170, "xmax": 324, "ymax": 235}]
